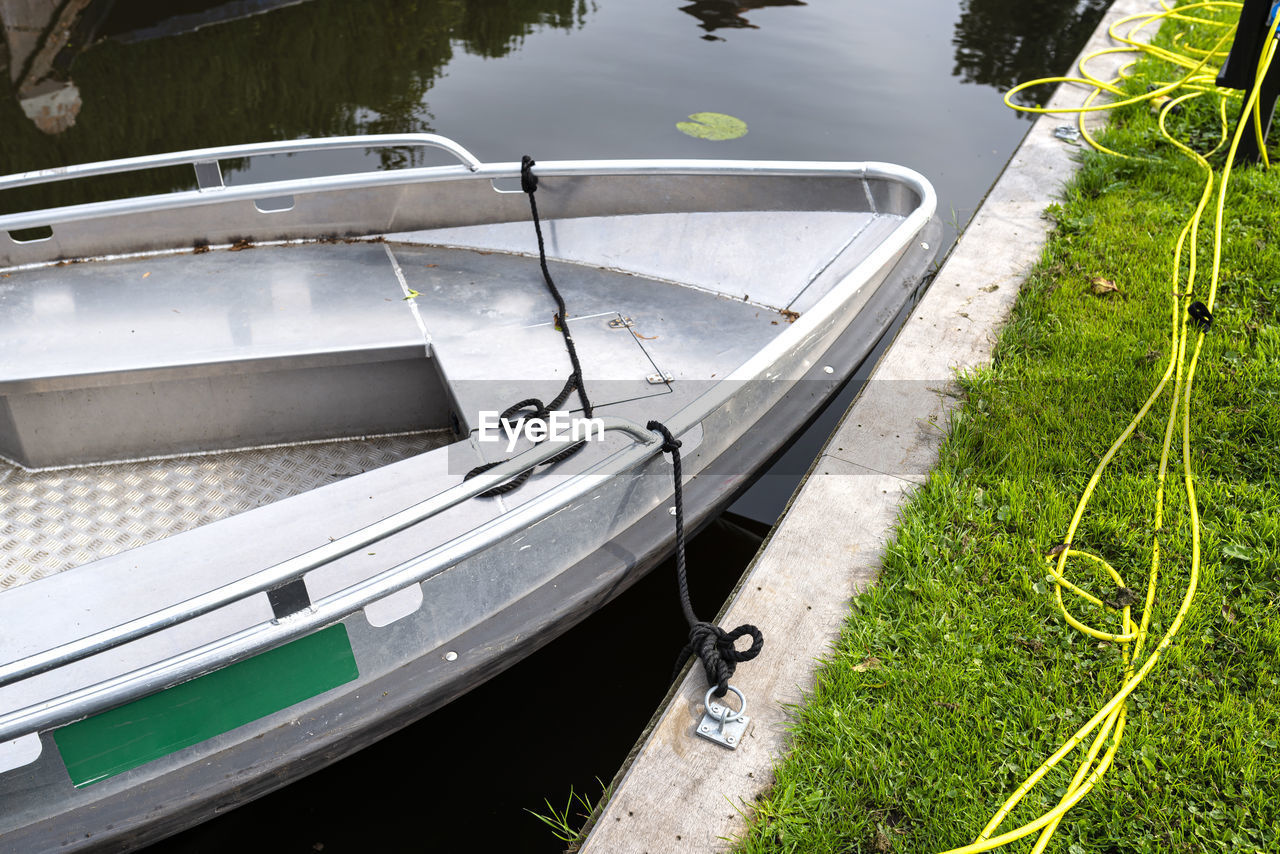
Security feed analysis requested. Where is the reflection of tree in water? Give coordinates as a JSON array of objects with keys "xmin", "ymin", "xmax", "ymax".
[
  {"xmin": 0, "ymin": 0, "xmax": 590, "ymax": 209},
  {"xmin": 454, "ymin": 0, "xmax": 593, "ymax": 57},
  {"xmin": 952, "ymin": 0, "xmax": 1109, "ymax": 117},
  {"xmin": 679, "ymin": 0, "xmax": 806, "ymax": 40}
]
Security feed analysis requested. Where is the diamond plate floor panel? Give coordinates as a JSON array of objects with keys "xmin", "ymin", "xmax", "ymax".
[{"xmin": 0, "ymin": 432, "xmax": 452, "ymax": 590}]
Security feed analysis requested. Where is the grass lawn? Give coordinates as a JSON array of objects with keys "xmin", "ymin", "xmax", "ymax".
[{"xmin": 735, "ymin": 6, "xmax": 1280, "ymax": 853}]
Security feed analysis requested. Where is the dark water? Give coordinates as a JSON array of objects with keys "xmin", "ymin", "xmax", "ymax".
[{"xmin": 0, "ymin": 0, "xmax": 1109, "ymax": 849}]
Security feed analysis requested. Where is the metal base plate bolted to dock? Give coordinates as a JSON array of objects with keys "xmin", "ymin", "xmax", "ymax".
[{"xmin": 695, "ymin": 685, "xmax": 749, "ymax": 749}]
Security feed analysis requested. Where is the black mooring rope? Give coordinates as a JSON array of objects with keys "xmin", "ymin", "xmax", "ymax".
[
  {"xmin": 465, "ymin": 156, "xmax": 593, "ymax": 496},
  {"xmin": 647, "ymin": 420, "xmax": 764, "ymax": 698},
  {"xmin": 522, "ymin": 156, "xmax": 594, "ymax": 421},
  {"xmin": 461, "ymin": 156, "xmax": 763, "ymax": 696}
]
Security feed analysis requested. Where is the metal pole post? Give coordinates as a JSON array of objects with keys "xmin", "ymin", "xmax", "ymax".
[{"xmin": 1217, "ymin": 0, "xmax": 1280, "ymax": 165}]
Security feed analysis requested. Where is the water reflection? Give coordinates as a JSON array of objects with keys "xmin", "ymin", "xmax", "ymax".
[
  {"xmin": 0, "ymin": 0, "xmax": 589, "ymax": 165},
  {"xmin": 952, "ymin": 0, "xmax": 1109, "ymax": 115},
  {"xmin": 0, "ymin": 0, "xmax": 591, "ymax": 211},
  {"xmin": 101, "ymin": 1, "xmax": 323, "ymax": 44},
  {"xmin": 679, "ymin": 0, "xmax": 806, "ymax": 41}
]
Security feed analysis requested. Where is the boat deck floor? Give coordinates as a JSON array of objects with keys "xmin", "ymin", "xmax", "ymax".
[{"xmin": 0, "ymin": 224, "xmax": 838, "ymax": 592}]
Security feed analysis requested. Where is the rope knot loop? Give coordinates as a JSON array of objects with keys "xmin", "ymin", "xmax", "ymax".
[
  {"xmin": 520, "ymin": 155, "xmax": 538, "ymax": 194},
  {"xmin": 646, "ymin": 420, "xmax": 682, "ymax": 454},
  {"xmin": 682, "ymin": 621, "xmax": 764, "ymax": 697}
]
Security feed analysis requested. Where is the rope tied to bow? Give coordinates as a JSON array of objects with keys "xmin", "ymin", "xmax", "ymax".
[
  {"xmin": 647, "ymin": 420, "xmax": 764, "ymax": 697},
  {"xmin": 520, "ymin": 155, "xmax": 539, "ymax": 194}
]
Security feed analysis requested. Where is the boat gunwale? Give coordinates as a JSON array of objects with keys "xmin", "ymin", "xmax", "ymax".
[
  {"xmin": 0, "ymin": 138, "xmax": 919, "ymax": 239},
  {"xmin": 0, "ymin": 135, "xmax": 483, "ymax": 194}
]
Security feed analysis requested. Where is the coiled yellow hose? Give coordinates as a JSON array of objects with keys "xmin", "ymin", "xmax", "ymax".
[{"xmin": 941, "ymin": 3, "xmax": 1276, "ymax": 851}]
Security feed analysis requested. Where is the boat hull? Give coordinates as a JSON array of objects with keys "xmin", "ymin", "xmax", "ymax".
[{"xmin": 0, "ymin": 138, "xmax": 938, "ymax": 850}]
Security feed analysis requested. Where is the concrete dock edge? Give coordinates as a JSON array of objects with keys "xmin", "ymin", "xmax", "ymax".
[{"xmin": 580, "ymin": 2, "xmax": 1160, "ymax": 851}]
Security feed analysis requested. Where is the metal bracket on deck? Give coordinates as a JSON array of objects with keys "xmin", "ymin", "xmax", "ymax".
[{"xmin": 695, "ymin": 685, "xmax": 749, "ymax": 749}]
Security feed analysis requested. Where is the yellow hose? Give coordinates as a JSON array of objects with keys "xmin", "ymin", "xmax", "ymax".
[{"xmin": 940, "ymin": 4, "xmax": 1276, "ymax": 851}]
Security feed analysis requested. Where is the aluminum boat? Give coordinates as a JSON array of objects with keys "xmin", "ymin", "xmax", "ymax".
[{"xmin": 0, "ymin": 134, "xmax": 937, "ymax": 850}]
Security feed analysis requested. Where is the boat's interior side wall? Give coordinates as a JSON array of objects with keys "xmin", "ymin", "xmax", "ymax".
[
  {"xmin": 0, "ymin": 170, "xmax": 921, "ymax": 268},
  {"xmin": 0, "ymin": 357, "xmax": 450, "ymax": 469}
]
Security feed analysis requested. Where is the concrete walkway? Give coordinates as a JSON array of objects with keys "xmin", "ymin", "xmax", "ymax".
[{"xmin": 580, "ymin": 1, "xmax": 1159, "ymax": 851}]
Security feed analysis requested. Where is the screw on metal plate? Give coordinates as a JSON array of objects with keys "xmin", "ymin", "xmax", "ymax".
[
  {"xmin": 646, "ymin": 370, "xmax": 674, "ymax": 385},
  {"xmin": 608, "ymin": 316, "xmax": 635, "ymax": 329},
  {"xmin": 696, "ymin": 684, "xmax": 749, "ymax": 749},
  {"xmin": 1053, "ymin": 125, "xmax": 1082, "ymax": 144}
]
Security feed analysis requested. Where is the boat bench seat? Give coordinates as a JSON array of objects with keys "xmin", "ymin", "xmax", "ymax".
[{"xmin": 0, "ymin": 241, "xmax": 447, "ymax": 469}]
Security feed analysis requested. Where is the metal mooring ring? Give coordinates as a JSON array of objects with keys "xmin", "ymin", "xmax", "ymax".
[{"xmin": 704, "ymin": 684, "xmax": 747, "ymax": 725}]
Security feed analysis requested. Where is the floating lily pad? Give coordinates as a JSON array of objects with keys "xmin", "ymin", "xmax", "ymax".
[{"xmin": 677, "ymin": 112, "xmax": 747, "ymax": 141}]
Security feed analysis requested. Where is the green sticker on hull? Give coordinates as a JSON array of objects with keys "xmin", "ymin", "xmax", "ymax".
[{"xmin": 53, "ymin": 623, "xmax": 359, "ymax": 787}]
